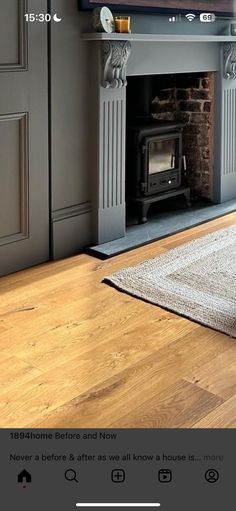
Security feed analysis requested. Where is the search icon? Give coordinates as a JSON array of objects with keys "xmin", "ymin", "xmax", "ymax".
[{"xmin": 64, "ymin": 469, "xmax": 78, "ymax": 483}]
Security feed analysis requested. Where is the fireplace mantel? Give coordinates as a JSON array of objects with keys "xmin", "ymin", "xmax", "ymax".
[
  {"xmin": 84, "ymin": 33, "xmax": 236, "ymax": 86},
  {"xmin": 83, "ymin": 33, "xmax": 236, "ymax": 43}
]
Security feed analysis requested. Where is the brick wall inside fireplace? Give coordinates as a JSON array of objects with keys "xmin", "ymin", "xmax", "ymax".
[{"xmin": 152, "ymin": 72, "xmax": 214, "ymax": 199}]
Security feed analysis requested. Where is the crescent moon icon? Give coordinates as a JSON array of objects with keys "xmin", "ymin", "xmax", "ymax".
[{"xmin": 53, "ymin": 14, "xmax": 62, "ymax": 22}]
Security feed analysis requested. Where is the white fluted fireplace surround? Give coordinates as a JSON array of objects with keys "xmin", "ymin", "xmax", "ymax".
[{"xmin": 83, "ymin": 33, "xmax": 236, "ymax": 245}]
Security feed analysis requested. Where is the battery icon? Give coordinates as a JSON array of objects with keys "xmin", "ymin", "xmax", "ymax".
[{"xmin": 200, "ymin": 13, "xmax": 216, "ymax": 22}]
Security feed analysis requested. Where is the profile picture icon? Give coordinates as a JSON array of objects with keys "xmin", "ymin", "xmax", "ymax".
[{"xmin": 205, "ymin": 469, "xmax": 219, "ymax": 483}]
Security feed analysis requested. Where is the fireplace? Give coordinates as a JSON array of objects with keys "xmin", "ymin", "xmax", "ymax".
[
  {"xmin": 126, "ymin": 119, "xmax": 190, "ymax": 222},
  {"xmin": 83, "ymin": 33, "xmax": 236, "ymax": 245}
]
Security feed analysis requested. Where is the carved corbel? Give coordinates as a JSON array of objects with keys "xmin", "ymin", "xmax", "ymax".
[
  {"xmin": 101, "ymin": 40, "xmax": 131, "ymax": 89},
  {"xmin": 224, "ymin": 43, "xmax": 236, "ymax": 79}
]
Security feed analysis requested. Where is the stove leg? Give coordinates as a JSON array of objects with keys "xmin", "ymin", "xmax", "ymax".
[
  {"xmin": 139, "ymin": 203, "xmax": 150, "ymax": 223},
  {"xmin": 184, "ymin": 189, "xmax": 191, "ymax": 207}
]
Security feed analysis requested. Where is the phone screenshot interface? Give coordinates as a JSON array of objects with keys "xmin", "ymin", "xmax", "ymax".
[{"xmin": 0, "ymin": 1, "xmax": 235, "ymax": 510}]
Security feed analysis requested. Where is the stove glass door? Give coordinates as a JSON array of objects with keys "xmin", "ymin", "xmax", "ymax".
[{"xmin": 148, "ymin": 137, "xmax": 177, "ymax": 175}]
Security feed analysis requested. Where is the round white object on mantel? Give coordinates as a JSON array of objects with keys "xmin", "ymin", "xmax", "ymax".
[{"xmin": 92, "ymin": 7, "xmax": 115, "ymax": 33}]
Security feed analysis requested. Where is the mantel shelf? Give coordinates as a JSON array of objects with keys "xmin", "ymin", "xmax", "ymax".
[{"xmin": 82, "ymin": 32, "xmax": 236, "ymax": 43}]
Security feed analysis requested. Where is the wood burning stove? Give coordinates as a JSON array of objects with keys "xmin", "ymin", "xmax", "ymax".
[
  {"xmin": 126, "ymin": 119, "xmax": 191, "ymax": 223},
  {"xmin": 126, "ymin": 76, "xmax": 191, "ymax": 223}
]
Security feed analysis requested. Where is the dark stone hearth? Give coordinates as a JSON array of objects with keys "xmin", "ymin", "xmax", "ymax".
[{"xmin": 89, "ymin": 200, "xmax": 236, "ymax": 258}]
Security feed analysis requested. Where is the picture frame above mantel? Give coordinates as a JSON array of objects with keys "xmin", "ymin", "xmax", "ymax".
[{"xmin": 79, "ymin": 0, "xmax": 235, "ymax": 17}]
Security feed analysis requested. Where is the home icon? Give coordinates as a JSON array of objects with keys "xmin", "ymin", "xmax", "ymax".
[{"xmin": 17, "ymin": 469, "xmax": 32, "ymax": 484}]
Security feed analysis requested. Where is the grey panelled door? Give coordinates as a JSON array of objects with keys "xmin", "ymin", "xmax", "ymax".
[{"xmin": 0, "ymin": 0, "xmax": 49, "ymax": 276}]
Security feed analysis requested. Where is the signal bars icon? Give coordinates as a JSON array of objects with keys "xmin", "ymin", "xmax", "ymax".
[{"xmin": 168, "ymin": 14, "xmax": 181, "ymax": 23}]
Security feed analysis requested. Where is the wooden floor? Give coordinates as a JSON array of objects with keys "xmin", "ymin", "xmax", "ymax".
[{"xmin": 1, "ymin": 213, "xmax": 236, "ymax": 428}]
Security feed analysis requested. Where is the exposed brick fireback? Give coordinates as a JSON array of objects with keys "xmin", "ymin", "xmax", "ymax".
[{"xmin": 152, "ymin": 72, "xmax": 214, "ymax": 199}]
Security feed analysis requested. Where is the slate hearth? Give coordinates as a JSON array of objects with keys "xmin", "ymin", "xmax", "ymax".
[{"xmin": 88, "ymin": 199, "xmax": 236, "ymax": 258}]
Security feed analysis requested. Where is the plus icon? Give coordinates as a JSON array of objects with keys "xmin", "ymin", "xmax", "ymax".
[{"xmin": 111, "ymin": 469, "xmax": 125, "ymax": 483}]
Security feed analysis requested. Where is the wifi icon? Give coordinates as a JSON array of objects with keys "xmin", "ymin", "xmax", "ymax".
[{"xmin": 185, "ymin": 13, "xmax": 196, "ymax": 22}]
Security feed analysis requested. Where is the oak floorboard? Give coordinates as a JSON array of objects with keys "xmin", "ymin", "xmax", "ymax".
[
  {"xmin": 193, "ymin": 396, "xmax": 236, "ymax": 428},
  {"xmin": 1, "ymin": 212, "xmax": 236, "ymax": 427},
  {"xmin": 110, "ymin": 379, "xmax": 223, "ymax": 428},
  {"xmin": 0, "ymin": 353, "xmax": 42, "ymax": 395},
  {"xmin": 185, "ymin": 346, "xmax": 236, "ymax": 400}
]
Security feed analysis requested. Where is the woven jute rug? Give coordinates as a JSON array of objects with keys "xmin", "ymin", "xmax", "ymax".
[{"xmin": 104, "ymin": 225, "xmax": 236, "ymax": 338}]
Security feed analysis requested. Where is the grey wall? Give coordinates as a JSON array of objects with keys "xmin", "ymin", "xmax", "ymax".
[
  {"xmin": 50, "ymin": 1, "xmax": 92, "ymax": 258},
  {"xmin": 50, "ymin": 2, "xmax": 230, "ymax": 258}
]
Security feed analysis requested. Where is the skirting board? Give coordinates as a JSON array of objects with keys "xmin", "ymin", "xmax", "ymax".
[{"xmin": 51, "ymin": 203, "xmax": 92, "ymax": 259}]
